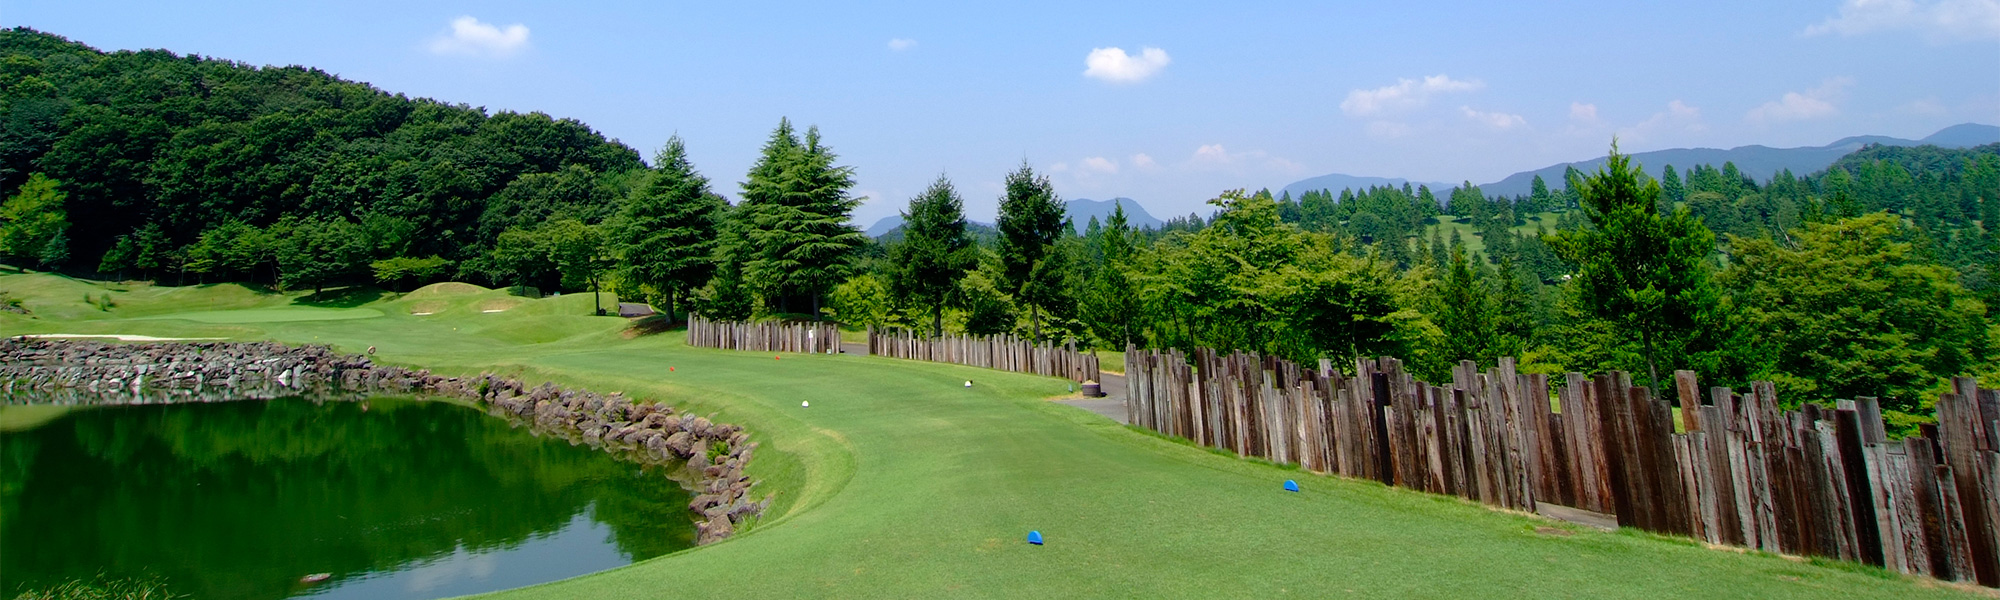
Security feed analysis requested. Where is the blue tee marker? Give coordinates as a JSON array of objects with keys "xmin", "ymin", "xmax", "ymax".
[
  {"xmin": 1284, "ymin": 480, "xmax": 1300, "ymax": 492},
  {"xmin": 1027, "ymin": 531, "xmax": 1044, "ymax": 545}
]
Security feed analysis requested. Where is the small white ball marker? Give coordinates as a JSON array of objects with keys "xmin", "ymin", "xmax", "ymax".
[{"xmin": 801, "ymin": 400, "xmax": 810, "ymax": 408}]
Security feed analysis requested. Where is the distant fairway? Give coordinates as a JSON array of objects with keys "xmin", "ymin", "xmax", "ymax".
[
  {"xmin": 0, "ymin": 271, "xmax": 1976, "ymax": 599},
  {"xmin": 139, "ymin": 307, "xmax": 385, "ymax": 323}
]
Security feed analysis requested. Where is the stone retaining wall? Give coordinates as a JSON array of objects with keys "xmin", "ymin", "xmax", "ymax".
[{"xmin": 0, "ymin": 338, "xmax": 768, "ymax": 544}]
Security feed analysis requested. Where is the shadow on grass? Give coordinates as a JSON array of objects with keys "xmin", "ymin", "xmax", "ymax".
[
  {"xmin": 624, "ymin": 315, "xmax": 682, "ymax": 338},
  {"xmin": 291, "ymin": 286, "xmax": 388, "ymax": 308}
]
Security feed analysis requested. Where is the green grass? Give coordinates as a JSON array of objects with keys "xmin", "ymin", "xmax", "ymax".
[
  {"xmin": 1093, "ymin": 348, "xmax": 1126, "ymax": 374},
  {"xmin": 0, "ymin": 270, "xmax": 1976, "ymax": 598},
  {"xmin": 136, "ymin": 306, "xmax": 386, "ymax": 323},
  {"xmin": 1420, "ymin": 211, "xmax": 1564, "ymax": 257}
]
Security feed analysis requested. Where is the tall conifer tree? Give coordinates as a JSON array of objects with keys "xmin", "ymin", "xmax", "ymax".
[
  {"xmin": 995, "ymin": 163, "xmax": 1070, "ymax": 339},
  {"xmin": 739, "ymin": 119, "xmax": 866, "ymax": 318},
  {"xmin": 618, "ymin": 136, "xmax": 722, "ymax": 320},
  {"xmin": 1549, "ymin": 143, "xmax": 1723, "ymax": 391},
  {"xmin": 890, "ymin": 175, "xmax": 974, "ymax": 336}
]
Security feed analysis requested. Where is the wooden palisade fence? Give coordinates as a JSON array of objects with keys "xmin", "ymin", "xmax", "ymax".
[
  {"xmin": 1123, "ymin": 346, "xmax": 2000, "ymax": 587},
  {"xmin": 685, "ymin": 314, "xmax": 839, "ymax": 354},
  {"xmin": 866, "ymin": 326, "xmax": 1100, "ymax": 383}
]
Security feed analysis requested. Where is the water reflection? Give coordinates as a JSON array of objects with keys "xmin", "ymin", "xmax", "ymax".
[{"xmin": 0, "ymin": 397, "xmax": 695, "ymax": 600}]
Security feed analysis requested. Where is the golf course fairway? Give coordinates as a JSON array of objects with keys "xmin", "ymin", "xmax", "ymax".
[{"xmin": 0, "ymin": 273, "xmax": 1981, "ymax": 598}]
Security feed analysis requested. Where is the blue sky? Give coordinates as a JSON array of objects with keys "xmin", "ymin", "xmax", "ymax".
[{"xmin": 8, "ymin": 1, "xmax": 1997, "ymax": 225}]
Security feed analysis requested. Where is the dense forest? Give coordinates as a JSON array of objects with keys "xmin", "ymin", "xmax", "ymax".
[
  {"xmin": 0, "ymin": 28, "xmax": 646, "ymax": 291},
  {"xmin": 5, "ymin": 27, "xmax": 2000, "ymax": 430}
]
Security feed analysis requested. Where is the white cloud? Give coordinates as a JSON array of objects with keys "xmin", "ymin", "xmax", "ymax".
[
  {"xmin": 1083, "ymin": 47, "xmax": 1171, "ymax": 83},
  {"xmin": 1569, "ymin": 102, "xmax": 1600, "ymax": 124},
  {"xmin": 1460, "ymin": 106, "xmax": 1527, "ymax": 129},
  {"xmin": 1804, "ymin": 0, "xmax": 2000, "ymax": 41},
  {"xmin": 1080, "ymin": 156, "xmax": 1119, "ymax": 174},
  {"xmin": 1898, "ymin": 97, "xmax": 1950, "ymax": 115},
  {"xmin": 1184, "ymin": 144, "xmax": 1303, "ymax": 173},
  {"xmin": 1746, "ymin": 78, "xmax": 1853, "ymax": 124},
  {"xmin": 888, "ymin": 38, "xmax": 917, "ymax": 51},
  {"xmin": 1339, "ymin": 75, "xmax": 1483, "ymax": 117},
  {"xmin": 1130, "ymin": 153, "xmax": 1159, "ymax": 170},
  {"xmin": 1192, "ymin": 144, "xmax": 1231, "ymax": 165},
  {"xmin": 1620, "ymin": 100, "xmax": 1706, "ymax": 143},
  {"xmin": 428, "ymin": 16, "xmax": 531, "ymax": 58}
]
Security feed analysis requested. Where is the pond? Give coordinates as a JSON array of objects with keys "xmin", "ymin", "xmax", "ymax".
[{"xmin": 0, "ymin": 396, "xmax": 696, "ymax": 599}]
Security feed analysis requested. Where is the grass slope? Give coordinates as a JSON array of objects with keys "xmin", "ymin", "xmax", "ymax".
[{"xmin": 0, "ymin": 271, "xmax": 1977, "ymax": 598}]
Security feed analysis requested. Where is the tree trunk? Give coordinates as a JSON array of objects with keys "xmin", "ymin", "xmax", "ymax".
[
  {"xmin": 1642, "ymin": 329, "xmax": 1661, "ymax": 397},
  {"xmin": 932, "ymin": 303, "xmax": 943, "ymax": 338},
  {"xmin": 667, "ymin": 290, "xmax": 677, "ymax": 324},
  {"xmin": 813, "ymin": 295, "xmax": 821, "ymax": 322},
  {"xmin": 592, "ymin": 275, "xmax": 602, "ymax": 316},
  {"xmin": 1032, "ymin": 304, "xmax": 1041, "ymax": 341}
]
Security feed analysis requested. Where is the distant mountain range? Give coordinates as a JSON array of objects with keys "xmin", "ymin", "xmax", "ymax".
[
  {"xmin": 863, "ymin": 197, "xmax": 1166, "ymax": 239},
  {"xmin": 1278, "ymin": 175, "xmax": 1439, "ymax": 201},
  {"xmin": 1280, "ymin": 123, "xmax": 2000, "ymax": 200},
  {"xmin": 1064, "ymin": 198, "xmax": 1165, "ymax": 233}
]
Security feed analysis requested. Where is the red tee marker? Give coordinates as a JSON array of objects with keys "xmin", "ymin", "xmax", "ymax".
[{"xmin": 668, "ymin": 367, "xmax": 675, "ymax": 372}]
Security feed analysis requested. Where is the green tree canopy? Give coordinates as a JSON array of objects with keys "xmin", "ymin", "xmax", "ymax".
[
  {"xmin": 1722, "ymin": 212, "xmax": 1991, "ymax": 414},
  {"xmin": 739, "ymin": 119, "xmax": 866, "ymax": 318},
  {"xmin": 0, "ymin": 172, "xmax": 67, "ymax": 265},
  {"xmin": 617, "ymin": 136, "xmax": 723, "ymax": 319},
  {"xmin": 995, "ymin": 163, "xmax": 1070, "ymax": 339},
  {"xmin": 1548, "ymin": 143, "xmax": 1724, "ymax": 390},
  {"xmin": 888, "ymin": 175, "xmax": 975, "ymax": 336}
]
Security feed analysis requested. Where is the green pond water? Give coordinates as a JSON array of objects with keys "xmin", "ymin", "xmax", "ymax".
[{"xmin": 0, "ymin": 397, "xmax": 696, "ymax": 599}]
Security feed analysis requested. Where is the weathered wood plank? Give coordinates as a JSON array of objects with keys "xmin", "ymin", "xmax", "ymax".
[
  {"xmin": 1938, "ymin": 463, "xmax": 1978, "ymax": 582},
  {"xmin": 1938, "ymin": 388, "xmax": 2000, "ymax": 586},
  {"xmin": 1835, "ymin": 405, "xmax": 1885, "ymax": 566}
]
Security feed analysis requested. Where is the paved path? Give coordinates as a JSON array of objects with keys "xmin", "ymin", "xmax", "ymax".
[{"xmin": 1053, "ymin": 370, "xmax": 1128, "ymax": 425}]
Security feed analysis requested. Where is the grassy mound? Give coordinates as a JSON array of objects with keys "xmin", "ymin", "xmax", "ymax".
[{"xmin": 405, "ymin": 282, "xmax": 492, "ymax": 298}]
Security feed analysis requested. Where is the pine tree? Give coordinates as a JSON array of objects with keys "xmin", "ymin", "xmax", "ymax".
[
  {"xmin": 890, "ymin": 175, "xmax": 975, "ymax": 336},
  {"xmin": 739, "ymin": 119, "xmax": 866, "ymax": 318},
  {"xmin": 996, "ymin": 163, "xmax": 1070, "ymax": 340},
  {"xmin": 618, "ymin": 136, "xmax": 723, "ymax": 321},
  {"xmin": 1549, "ymin": 143, "xmax": 1723, "ymax": 391},
  {"xmin": 701, "ymin": 203, "xmax": 756, "ymax": 321},
  {"xmin": 1660, "ymin": 164, "xmax": 1685, "ymax": 206},
  {"xmin": 1428, "ymin": 228, "xmax": 1448, "ymax": 269},
  {"xmin": 1490, "ymin": 253, "xmax": 1537, "ymax": 358},
  {"xmin": 1084, "ymin": 201, "xmax": 1141, "ymax": 347},
  {"xmin": 1436, "ymin": 245, "xmax": 1491, "ymax": 364},
  {"xmin": 1527, "ymin": 174, "xmax": 1554, "ymax": 214}
]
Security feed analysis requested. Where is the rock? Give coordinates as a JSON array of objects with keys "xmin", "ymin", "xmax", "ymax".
[{"xmin": 664, "ymin": 432, "xmax": 693, "ymax": 455}]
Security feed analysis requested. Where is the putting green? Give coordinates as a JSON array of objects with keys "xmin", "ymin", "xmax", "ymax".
[
  {"xmin": 0, "ymin": 273, "xmax": 1974, "ymax": 599},
  {"xmin": 139, "ymin": 307, "xmax": 385, "ymax": 323}
]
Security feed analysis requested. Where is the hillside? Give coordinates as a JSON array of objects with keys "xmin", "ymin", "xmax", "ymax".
[
  {"xmin": 0, "ymin": 27, "xmax": 643, "ymax": 279},
  {"xmin": 1279, "ymin": 174, "xmax": 1441, "ymax": 201},
  {"xmin": 1479, "ymin": 123, "xmax": 1999, "ymax": 196},
  {"xmin": 1279, "ymin": 123, "xmax": 2000, "ymax": 199}
]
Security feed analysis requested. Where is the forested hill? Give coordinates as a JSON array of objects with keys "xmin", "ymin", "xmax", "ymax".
[{"xmin": 0, "ymin": 27, "xmax": 643, "ymax": 279}]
